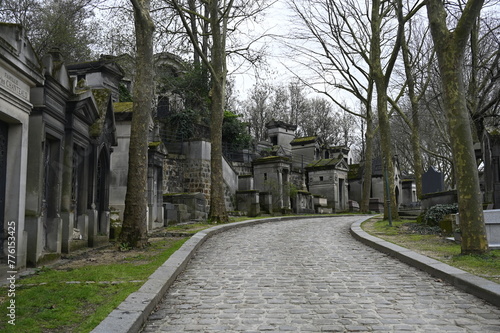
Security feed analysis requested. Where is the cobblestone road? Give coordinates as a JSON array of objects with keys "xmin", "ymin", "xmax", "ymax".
[{"xmin": 141, "ymin": 216, "xmax": 500, "ymax": 332}]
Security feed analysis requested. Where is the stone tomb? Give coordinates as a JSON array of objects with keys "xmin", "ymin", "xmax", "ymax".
[
  {"xmin": 163, "ymin": 192, "xmax": 207, "ymax": 224},
  {"xmin": 235, "ymin": 190, "xmax": 260, "ymax": 217},
  {"xmin": 422, "ymin": 166, "xmax": 445, "ymax": 194},
  {"xmin": 454, "ymin": 210, "xmax": 500, "ymax": 249},
  {"xmin": 483, "ymin": 210, "xmax": 500, "ymax": 249},
  {"xmin": 292, "ymin": 190, "xmax": 315, "ymax": 214},
  {"xmin": 306, "ymin": 157, "xmax": 349, "ymax": 212}
]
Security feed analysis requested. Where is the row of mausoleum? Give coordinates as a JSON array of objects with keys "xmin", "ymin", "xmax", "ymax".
[
  {"xmin": 0, "ymin": 23, "xmax": 413, "ymax": 271},
  {"xmin": 1, "ymin": 22, "xmax": 451, "ymax": 271},
  {"xmin": 0, "ymin": 24, "xmax": 118, "ymax": 268}
]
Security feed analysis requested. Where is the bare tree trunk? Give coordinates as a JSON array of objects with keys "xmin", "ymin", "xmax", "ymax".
[
  {"xmin": 170, "ymin": 0, "xmax": 231, "ymax": 223},
  {"xmin": 401, "ymin": 25, "xmax": 423, "ymax": 199},
  {"xmin": 361, "ymin": 100, "xmax": 374, "ymax": 213},
  {"xmin": 374, "ymin": 83, "xmax": 399, "ymax": 220},
  {"xmin": 119, "ymin": 0, "xmax": 154, "ymax": 247},
  {"xmin": 207, "ymin": 0, "xmax": 229, "ymax": 223},
  {"xmin": 370, "ymin": 0, "xmax": 400, "ymax": 221},
  {"xmin": 426, "ymin": 0, "xmax": 488, "ymax": 254}
]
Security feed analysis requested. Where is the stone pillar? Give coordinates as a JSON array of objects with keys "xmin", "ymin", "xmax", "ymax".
[
  {"xmin": 78, "ymin": 214, "xmax": 89, "ymax": 240},
  {"xmin": 25, "ymin": 216, "xmax": 43, "ymax": 266},
  {"xmin": 147, "ymin": 165, "xmax": 155, "ymax": 230},
  {"xmin": 282, "ymin": 169, "xmax": 290, "ymax": 209},
  {"xmin": 277, "ymin": 168, "xmax": 283, "ymax": 209},
  {"xmin": 7, "ymin": 118, "xmax": 31, "ymax": 269},
  {"xmin": 87, "ymin": 206, "xmax": 98, "ymax": 247},
  {"xmin": 61, "ymin": 212, "xmax": 74, "ymax": 253},
  {"xmin": 46, "ymin": 216, "xmax": 62, "ymax": 253}
]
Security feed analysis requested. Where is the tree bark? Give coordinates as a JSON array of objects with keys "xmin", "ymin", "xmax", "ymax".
[
  {"xmin": 171, "ymin": 0, "xmax": 231, "ymax": 223},
  {"xmin": 207, "ymin": 0, "xmax": 229, "ymax": 223},
  {"xmin": 400, "ymin": 23, "xmax": 423, "ymax": 199},
  {"xmin": 370, "ymin": 0, "xmax": 400, "ymax": 221},
  {"xmin": 119, "ymin": 0, "xmax": 155, "ymax": 247},
  {"xmin": 361, "ymin": 98, "xmax": 374, "ymax": 213},
  {"xmin": 426, "ymin": 0, "xmax": 488, "ymax": 254}
]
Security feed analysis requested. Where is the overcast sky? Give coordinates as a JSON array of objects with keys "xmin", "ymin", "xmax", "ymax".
[{"xmin": 227, "ymin": 0, "xmax": 303, "ymax": 100}]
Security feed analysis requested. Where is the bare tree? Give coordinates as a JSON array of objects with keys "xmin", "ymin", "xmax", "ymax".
[
  {"xmin": 297, "ymin": 97, "xmax": 336, "ymax": 143},
  {"xmin": 118, "ymin": 0, "xmax": 155, "ymax": 247},
  {"xmin": 426, "ymin": 0, "xmax": 488, "ymax": 254},
  {"xmin": 385, "ymin": 18, "xmax": 435, "ymax": 200},
  {"xmin": 169, "ymin": 0, "xmax": 270, "ymax": 222},
  {"xmin": 271, "ymin": 84, "xmax": 291, "ymax": 123},
  {"xmin": 0, "ymin": 0, "xmax": 99, "ymax": 62},
  {"xmin": 466, "ymin": 11, "xmax": 500, "ymax": 139},
  {"xmin": 289, "ymin": 79, "xmax": 308, "ymax": 126},
  {"xmin": 243, "ymin": 83, "xmax": 273, "ymax": 142},
  {"xmin": 0, "ymin": 0, "xmax": 38, "ymax": 31},
  {"xmin": 288, "ymin": 0, "xmax": 420, "ymax": 214}
]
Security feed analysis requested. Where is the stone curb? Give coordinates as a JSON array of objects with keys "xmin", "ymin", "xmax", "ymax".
[
  {"xmin": 90, "ymin": 215, "xmax": 310, "ymax": 333},
  {"xmin": 350, "ymin": 217, "xmax": 500, "ymax": 308}
]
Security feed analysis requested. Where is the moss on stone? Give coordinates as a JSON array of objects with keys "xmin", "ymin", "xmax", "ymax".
[
  {"xmin": 149, "ymin": 141, "xmax": 161, "ymax": 147},
  {"xmin": 306, "ymin": 158, "xmax": 341, "ymax": 169},
  {"xmin": 254, "ymin": 156, "xmax": 290, "ymax": 163},
  {"xmin": 290, "ymin": 136, "xmax": 317, "ymax": 145},
  {"xmin": 89, "ymin": 89, "xmax": 111, "ymax": 137},
  {"xmin": 348, "ymin": 163, "xmax": 361, "ymax": 179},
  {"xmin": 113, "ymin": 102, "xmax": 134, "ymax": 113}
]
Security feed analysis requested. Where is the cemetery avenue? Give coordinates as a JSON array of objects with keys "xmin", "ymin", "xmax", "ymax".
[{"xmin": 141, "ymin": 216, "xmax": 500, "ymax": 333}]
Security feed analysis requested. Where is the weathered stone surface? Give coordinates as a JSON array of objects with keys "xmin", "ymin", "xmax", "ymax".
[{"xmin": 142, "ymin": 216, "xmax": 500, "ymax": 332}]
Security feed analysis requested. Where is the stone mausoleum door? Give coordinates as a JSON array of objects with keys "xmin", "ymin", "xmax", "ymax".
[
  {"xmin": 339, "ymin": 178, "xmax": 344, "ymax": 209},
  {"xmin": 0, "ymin": 121, "xmax": 7, "ymax": 261},
  {"xmin": 95, "ymin": 148, "xmax": 109, "ymax": 233},
  {"xmin": 42, "ymin": 137, "xmax": 60, "ymax": 252}
]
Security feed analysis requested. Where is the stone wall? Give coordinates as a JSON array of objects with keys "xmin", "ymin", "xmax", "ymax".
[
  {"xmin": 162, "ymin": 152, "xmax": 211, "ymax": 207},
  {"xmin": 421, "ymin": 190, "xmax": 457, "ymax": 210},
  {"xmin": 163, "ymin": 154, "xmax": 186, "ymax": 194},
  {"xmin": 184, "ymin": 159, "xmax": 211, "ymax": 199},
  {"xmin": 162, "ymin": 140, "xmax": 238, "ymax": 214}
]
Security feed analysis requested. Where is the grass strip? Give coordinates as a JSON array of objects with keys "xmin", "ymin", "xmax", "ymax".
[
  {"xmin": 0, "ymin": 237, "xmax": 188, "ymax": 333},
  {"xmin": 362, "ymin": 218, "xmax": 500, "ymax": 284}
]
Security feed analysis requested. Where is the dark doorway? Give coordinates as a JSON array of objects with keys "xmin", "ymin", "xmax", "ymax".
[{"xmin": 95, "ymin": 148, "xmax": 109, "ymax": 233}]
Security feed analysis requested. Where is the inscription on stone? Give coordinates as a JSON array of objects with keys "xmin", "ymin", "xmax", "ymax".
[{"xmin": 0, "ymin": 67, "xmax": 29, "ymax": 101}]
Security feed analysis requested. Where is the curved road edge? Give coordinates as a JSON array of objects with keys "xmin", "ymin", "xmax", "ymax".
[
  {"xmin": 91, "ymin": 216, "xmax": 305, "ymax": 333},
  {"xmin": 350, "ymin": 216, "xmax": 500, "ymax": 309},
  {"xmin": 91, "ymin": 215, "xmax": 500, "ymax": 333}
]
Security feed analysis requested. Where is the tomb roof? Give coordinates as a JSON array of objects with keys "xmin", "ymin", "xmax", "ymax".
[
  {"xmin": 67, "ymin": 57, "xmax": 125, "ymax": 78},
  {"xmin": 290, "ymin": 136, "xmax": 318, "ymax": 145},
  {"xmin": 306, "ymin": 157, "xmax": 347, "ymax": 171},
  {"xmin": 252, "ymin": 155, "xmax": 291, "ymax": 164},
  {"xmin": 265, "ymin": 119, "xmax": 297, "ymax": 130}
]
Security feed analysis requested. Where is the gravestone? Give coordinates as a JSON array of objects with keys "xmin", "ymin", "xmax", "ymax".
[
  {"xmin": 483, "ymin": 210, "xmax": 500, "ymax": 249},
  {"xmin": 369, "ymin": 198, "xmax": 384, "ymax": 213},
  {"xmin": 348, "ymin": 200, "xmax": 360, "ymax": 212},
  {"xmin": 163, "ymin": 193, "xmax": 207, "ymax": 223},
  {"xmin": 422, "ymin": 166, "xmax": 445, "ymax": 194}
]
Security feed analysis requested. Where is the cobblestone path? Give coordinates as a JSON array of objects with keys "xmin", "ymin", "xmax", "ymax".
[{"xmin": 141, "ymin": 216, "xmax": 500, "ymax": 332}]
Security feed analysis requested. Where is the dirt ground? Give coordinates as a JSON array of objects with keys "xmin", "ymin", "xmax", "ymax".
[{"xmin": 30, "ymin": 234, "xmax": 186, "ymax": 274}]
